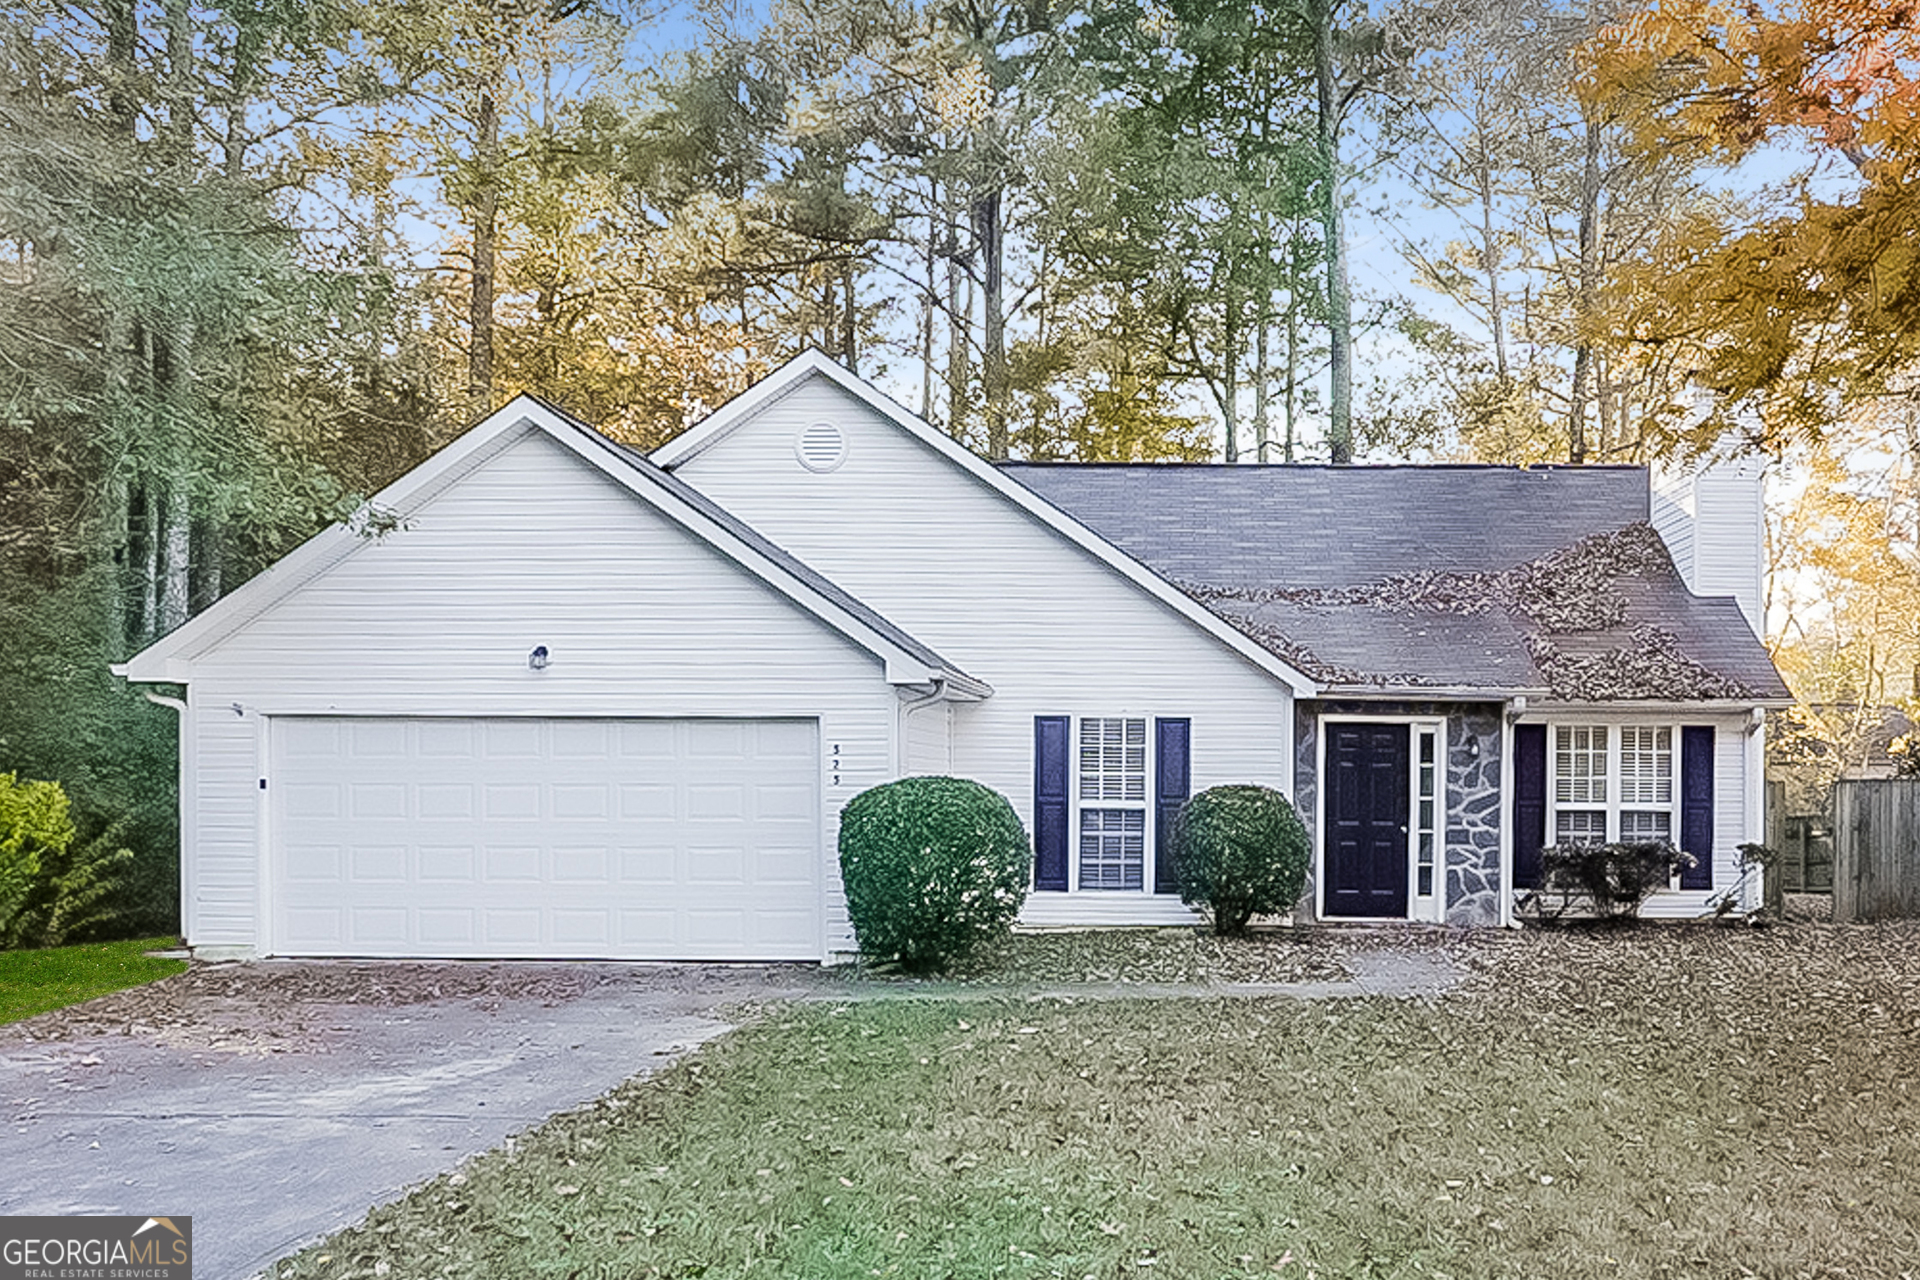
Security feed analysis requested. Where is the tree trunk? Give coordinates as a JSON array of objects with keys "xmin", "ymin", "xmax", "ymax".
[
  {"xmin": 1311, "ymin": 0, "xmax": 1353, "ymax": 465},
  {"xmin": 973, "ymin": 189, "xmax": 1009, "ymax": 460},
  {"xmin": 1568, "ymin": 117, "xmax": 1601, "ymax": 464},
  {"xmin": 1220, "ymin": 292, "xmax": 1240, "ymax": 464},
  {"xmin": 1254, "ymin": 321, "xmax": 1271, "ymax": 464},
  {"xmin": 1284, "ymin": 290, "xmax": 1300, "ymax": 464},
  {"xmin": 841, "ymin": 259, "xmax": 859, "ymax": 375},
  {"xmin": 468, "ymin": 71, "xmax": 501, "ymax": 420},
  {"xmin": 1478, "ymin": 150, "xmax": 1508, "ymax": 380},
  {"xmin": 159, "ymin": 468, "xmax": 191, "ymax": 633},
  {"xmin": 920, "ymin": 196, "xmax": 937, "ymax": 421},
  {"xmin": 946, "ymin": 223, "xmax": 972, "ymax": 442}
]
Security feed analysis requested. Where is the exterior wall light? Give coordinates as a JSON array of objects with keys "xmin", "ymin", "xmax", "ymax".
[{"xmin": 528, "ymin": 645, "xmax": 550, "ymax": 671}]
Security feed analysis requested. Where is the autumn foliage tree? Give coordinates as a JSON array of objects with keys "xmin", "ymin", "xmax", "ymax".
[{"xmin": 1582, "ymin": 0, "xmax": 1920, "ymax": 454}]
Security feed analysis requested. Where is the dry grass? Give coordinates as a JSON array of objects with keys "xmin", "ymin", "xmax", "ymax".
[{"xmin": 276, "ymin": 919, "xmax": 1920, "ymax": 1279}]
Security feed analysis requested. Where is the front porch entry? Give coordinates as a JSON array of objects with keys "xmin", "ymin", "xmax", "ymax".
[{"xmin": 1324, "ymin": 721, "xmax": 1412, "ymax": 918}]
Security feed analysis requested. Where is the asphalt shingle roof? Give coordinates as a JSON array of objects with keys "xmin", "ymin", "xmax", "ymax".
[{"xmin": 1002, "ymin": 463, "xmax": 1789, "ymax": 702}]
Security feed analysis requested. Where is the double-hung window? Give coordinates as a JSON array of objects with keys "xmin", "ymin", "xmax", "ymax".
[
  {"xmin": 1552, "ymin": 724, "xmax": 1675, "ymax": 845},
  {"xmin": 1078, "ymin": 717, "xmax": 1147, "ymax": 890}
]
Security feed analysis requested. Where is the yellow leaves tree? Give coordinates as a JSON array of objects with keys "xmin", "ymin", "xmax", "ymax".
[
  {"xmin": 1767, "ymin": 388, "xmax": 1920, "ymax": 805},
  {"xmin": 1581, "ymin": 0, "xmax": 1920, "ymax": 454}
]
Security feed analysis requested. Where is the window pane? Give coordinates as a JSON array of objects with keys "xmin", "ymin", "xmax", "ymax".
[
  {"xmin": 1555, "ymin": 725, "xmax": 1608, "ymax": 804},
  {"xmin": 1619, "ymin": 726, "xmax": 1673, "ymax": 805},
  {"xmin": 1079, "ymin": 717, "xmax": 1148, "ymax": 803},
  {"xmin": 1620, "ymin": 810, "xmax": 1672, "ymax": 842},
  {"xmin": 1555, "ymin": 809, "xmax": 1607, "ymax": 845},
  {"xmin": 1079, "ymin": 808, "xmax": 1145, "ymax": 890},
  {"xmin": 1418, "ymin": 864, "xmax": 1434, "ymax": 897}
]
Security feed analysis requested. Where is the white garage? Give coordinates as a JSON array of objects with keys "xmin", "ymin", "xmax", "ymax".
[
  {"xmin": 271, "ymin": 716, "xmax": 823, "ymax": 959},
  {"xmin": 114, "ymin": 396, "xmax": 989, "ymax": 962}
]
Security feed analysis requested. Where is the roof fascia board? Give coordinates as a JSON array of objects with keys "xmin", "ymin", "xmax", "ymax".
[
  {"xmin": 654, "ymin": 352, "xmax": 1320, "ymax": 696},
  {"xmin": 1519, "ymin": 698, "xmax": 1795, "ymax": 714},
  {"xmin": 1314, "ymin": 685, "xmax": 1553, "ymax": 701},
  {"xmin": 119, "ymin": 407, "xmax": 543, "ymax": 682}
]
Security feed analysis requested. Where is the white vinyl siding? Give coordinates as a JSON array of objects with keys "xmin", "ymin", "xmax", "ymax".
[
  {"xmin": 668, "ymin": 375, "xmax": 1295, "ymax": 928},
  {"xmin": 176, "ymin": 428, "xmax": 901, "ymax": 958}
]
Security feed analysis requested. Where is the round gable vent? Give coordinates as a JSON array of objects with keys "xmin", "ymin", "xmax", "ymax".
[{"xmin": 795, "ymin": 421, "xmax": 847, "ymax": 473}]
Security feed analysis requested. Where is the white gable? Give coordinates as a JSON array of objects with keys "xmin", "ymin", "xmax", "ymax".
[
  {"xmin": 657, "ymin": 353, "xmax": 1315, "ymax": 695},
  {"xmin": 119, "ymin": 397, "xmax": 962, "ymax": 689},
  {"xmin": 663, "ymin": 368, "xmax": 1304, "ymax": 906}
]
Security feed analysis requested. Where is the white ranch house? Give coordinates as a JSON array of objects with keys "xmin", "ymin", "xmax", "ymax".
[{"xmin": 116, "ymin": 352, "xmax": 1791, "ymax": 961}]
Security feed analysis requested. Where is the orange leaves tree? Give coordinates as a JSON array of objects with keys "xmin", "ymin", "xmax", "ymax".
[{"xmin": 1580, "ymin": 0, "xmax": 1920, "ymax": 454}]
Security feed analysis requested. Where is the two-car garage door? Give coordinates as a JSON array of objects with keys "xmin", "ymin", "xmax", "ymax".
[{"xmin": 270, "ymin": 717, "xmax": 822, "ymax": 959}]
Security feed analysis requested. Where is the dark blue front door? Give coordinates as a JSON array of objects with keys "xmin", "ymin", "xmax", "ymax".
[{"xmin": 1325, "ymin": 722, "xmax": 1411, "ymax": 918}]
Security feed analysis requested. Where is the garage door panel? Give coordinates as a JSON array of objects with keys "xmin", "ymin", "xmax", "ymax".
[
  {"xmin": 484, "ymin": 846, "xmax": 542, "ymax": 881},
  {"xmin": 349, "ymin": 845, "xmax": 407, "ymax": 881},
  {"xmin": 352, "ymin": 721, "xmax": 408, "ymax": 757},
  {"xmin": 552, "ymin": 846, "xmax": 610, "ymax": 882},
  {"xmin": 273, "ymin": 717, "xmax": 821, "ymax": 959},
  {"xmin": 419, "ymin": 846, "xmax": 475, "ymax": 881},
  {"xmin": 484, "ymin": 909, "xmax": 541, "ymax": 946},
  {"xmin": 618, "ymin": 845, "xmax": 677, "ymax": 883},
  {"xmin": 418, "ymin": 784, "xmax": 474, "ymax": 819},
  {"xmin": 484, "ymin": 721, "xmax": 542, "ymax": 757},
  {"xmin": 283, "ymin": 844, "xmax": 342, "ymax": 882},
  {"xmin": 351, "ymin": 906, "xmax": 408, "ymax": 944},
  {"xmin": 418, "ymin": 909, "xmax": 474, "ymax": 944}
]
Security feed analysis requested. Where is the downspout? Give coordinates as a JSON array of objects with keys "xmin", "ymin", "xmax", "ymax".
[{"xmin": 895, "ymin": 677, "xmax": 948, "ymax": 776}]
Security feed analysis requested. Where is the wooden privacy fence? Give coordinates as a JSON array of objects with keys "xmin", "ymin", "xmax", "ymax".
[{"xmin": 1833, "ymin": 779, "xmax": 1920, "ymax": 922}]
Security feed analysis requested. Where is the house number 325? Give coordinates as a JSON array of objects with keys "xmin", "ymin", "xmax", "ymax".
[{"xmin": 831, "ymin": 742, "xmax": 841, "ymax": 787}]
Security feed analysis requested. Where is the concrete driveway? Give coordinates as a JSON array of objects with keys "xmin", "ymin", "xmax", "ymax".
[{"xmin": 0, "ymin": 960, "xmax": 814, "ymax": 1279}]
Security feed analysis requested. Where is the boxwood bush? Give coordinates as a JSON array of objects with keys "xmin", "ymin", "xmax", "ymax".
[
  {"xmin": 1173, "ymin": 784, "xmax": 1310, "ymax": 936},
  {"xmin": 837, "ymin": 776, "xmax": 1030, "ymax": 971},
  {"xmin": 1532, "ymin": 839, "xmax": 1695, "ymax": 923}
]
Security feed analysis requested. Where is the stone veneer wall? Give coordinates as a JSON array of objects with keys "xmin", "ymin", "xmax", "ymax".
[{"xmin": 1293, "ymin": 701, "xmax": 1506, "ymax": 926}]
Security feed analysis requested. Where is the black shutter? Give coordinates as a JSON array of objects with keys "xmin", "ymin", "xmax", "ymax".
[
  {"xmin": 1153, "ymin": 718, "xmax": 1191, "ymax": 895},
  {"xmin": 1033, "ymin": 716, "xmax": 1070, "ymax": 891},
  {"xmin": 1680, "ymin": 726, "xmax": 1715, "ymax": 890},
  {"xmin": 1513, "ymin": 724, "xmax": 1547, "ymax": 890}
]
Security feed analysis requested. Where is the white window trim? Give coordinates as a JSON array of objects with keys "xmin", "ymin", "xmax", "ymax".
[
  {"xmin": 1311, "ymin": 713, "xmax": 1449, "ymax": 924},
  {"xmin": 1071, "ymin": 715, "xmax": 1153, "ymax": 895},
  {"xmin": 1546, "ymin": 721, "xmax": 1678, "ymax": 847}
]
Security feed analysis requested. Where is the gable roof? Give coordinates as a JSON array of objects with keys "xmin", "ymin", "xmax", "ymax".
[
  {"xmin": 117, "ymin": 396, "xmax": 989, "ymax": 696},
  {"xmin": 1004, "ymin": 463, "xmax": 1791, "ymax": 705},
  {"xmin": 652, "ymin": 350, "xmax": 1319, "ymax": 696}
]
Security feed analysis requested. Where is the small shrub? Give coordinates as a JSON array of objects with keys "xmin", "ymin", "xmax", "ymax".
[
  {"xmin": 1535, "ymin": 839, "xmax": 1694, "ymax": 923},
  {"xmin": 838, "ymin": 776, "xmax": 1030, "ymax": 971},
  {"xmin": 1173, "ymin": 784, "xmax": 1310, "ymax": 936},
  {"xmin": 0, "ymin": 775, "xmax": 133, "ymax": 949},
  {"xmin": 0, "ymin": 773, "xmax": 73, "ymax": 940}
]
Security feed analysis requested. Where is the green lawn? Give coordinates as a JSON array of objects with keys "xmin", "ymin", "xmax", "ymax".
[
  {"xmin": 278, "ymin": 927, "xmax": 1920, "ymax": 1279},
  {"xmin": 0, "ymin": 936, "xmax": 187, "ymax": 1024}
]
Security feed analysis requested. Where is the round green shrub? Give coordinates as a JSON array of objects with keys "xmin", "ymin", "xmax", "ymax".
[
  {"xmin": 1173, "ymin": 784, "xmax": 1310, "ymax": 936},
  {"xmin": 838, "ymin": 776, "xmax": 1030, "ymax": 971}
]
